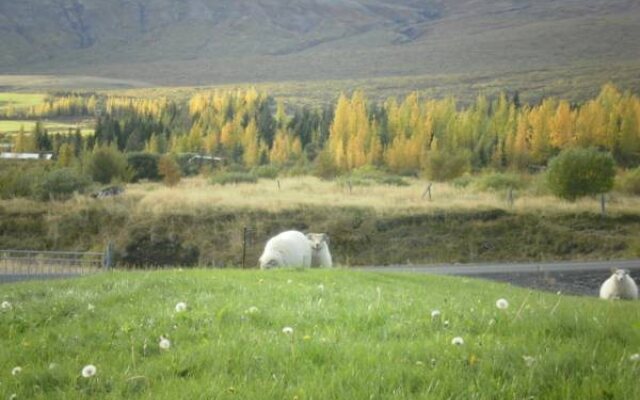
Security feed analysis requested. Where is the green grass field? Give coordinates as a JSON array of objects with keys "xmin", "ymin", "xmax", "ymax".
[
  {"xmin": 0, "ymin": 93, "xmax": 45, "ymax": 111},
  {"xmin": 1, "ymin": 269, "xmax": 639, "ymax": 399},
  {"xmin": 0, "ymin": 120, "xmax": 94, "ymax": 136}
]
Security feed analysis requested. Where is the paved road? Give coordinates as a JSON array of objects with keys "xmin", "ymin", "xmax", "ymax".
[
  {"xmin": 357, "ymin": 259, "xmax": 640, "ymax": 275},
  {"xmin": 356, "ymin": 259, "xmax": 640, "ymax": 297}
]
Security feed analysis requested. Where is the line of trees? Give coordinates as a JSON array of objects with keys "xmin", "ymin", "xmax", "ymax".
[{"xmin": 9, "ymin": 84, "xmax": 640, "ymax": 180}]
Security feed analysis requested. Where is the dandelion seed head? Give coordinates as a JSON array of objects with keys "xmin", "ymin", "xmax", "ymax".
[
  {"xmin": 431, "ymin": 310, "xmax": 441, "ymax": 319},
  {"xmin": 630, "ymin": 353, "xmax": 640, "ymax": 362},
  {"xmin": 175, "ymin": 302, "xmax": 187, "ymax": 312},
  {"xmin": 451, "ymin": 336, "xmax": 464, "ymax": 346},
  {"xmin": 522, "ymin": 355, "xmax": 536, "ymax": 367},
  {"xmin": 443, "ymin": 320, "xmax": 450, "ymax": 328},
  {"xmin": 81, "ymin": 365, "xmax": 96, "ymax": 378},
  {"xmin": 317, "ymin": 284, "xmax": 325, "ymax": 291},
  {"xmin": 48, "ymin": 363, "xmax": 58, "ymax": 370},
  {"xmin": 9, "ymin": 394, "xmax": 17, "ymax": 400},
  {"xmin": 2, "ymin": 301, "xmax": 12, "ymax": 310},
  {"xmin": 282, "ymin": 326, "xmax": 294, "ymax": 335},
  {"xmin": 246, "ymin": 306, "xmax": 259, "ymax": 314},
  {"xmin": 11, "ymin": 367, "xmax": 22, "ymax": 376},
  {"xmin": 159, "ymin": 336, "xmax": 171, "ymax": 350},
  {"xmin": 496, "ymin": 298, "xmax": 509, "ymax": 310}
]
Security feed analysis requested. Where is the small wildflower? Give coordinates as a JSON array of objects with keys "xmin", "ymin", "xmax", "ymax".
[
  {"xmin": 246, "ymin": 306, "xmax": 259, "ymax": 314},
  {"xmin": 451, "ymin": 336, "xmax": 464, "ymax": 346},
  {"xmin": 159, "ymin": 336, "xmax": 171, "ymax": 350},
  {"xmin": 11, "ymin": 367, "xmax": 22, "ymax": 376},
  {"xmin": 287, "ymin": 279, "xmax": 293, "ymax": 284},
  {"xmin": 443, "ymin": 320, "xmax": 450, "ymax": 328},
  {"xmin": 9, "ymin": 394, "xmax": 17, "ymax": 400},
  {"xmin": 81, "ymin": 365, "xmax": 97, "ymax": 378},
  {"xmin": 317, "ymin": 284, "xmax": 325, "ymax": 291},
  {"xmin": 430, "ymin": 358, "xmax": 437, "ymax": 367},
  {"xmin": 87, "ymin": 303, "xmax": 95, "ymax": 311},
  {"xmin": 282, "ymin": 326, "xmax": 294, "ymax": 335},
  {"xmin": 431, "ymin": 310, "xmax": 441, "ymax": 319},
  {"xmin": 496, "ymin": 298, "xmax": 509, "ymax": 310},
  {"xmin": 303, "ymin": 335, "xmax": 311, "ymax": 341},
  {"xmin": 48, "ymin": 363, "xmax": 58, "ymax": 370},
  {"xmin": 175, "ymin": 302, "xmax": 187, "ymax": 312},
  {"xmin": 522, "ymin": 355, "xmax": 536, "ymax": 367},
  {"xmin": 1, "ymin": 301, "xmax": 12, "ymax": 310},
  {"xmin": 488, "ymin": 318, "xmax": 496, "ymax": 326},
  {"xmin": 415, "ymin": 361, "xmax": 424, "ymax": 366},
  {"xmin": 630, "ymin": 353, "xmax": 640, "ymax": 362}
]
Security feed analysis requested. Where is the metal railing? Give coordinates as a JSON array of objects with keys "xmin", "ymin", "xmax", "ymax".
[{"xmin": 0, "ymin": 249, "xmax": 107, "ymax": 283}]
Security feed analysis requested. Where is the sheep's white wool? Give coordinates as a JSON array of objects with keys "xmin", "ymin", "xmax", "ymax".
[
  {"xmin": 306, "ymin": 233, "xmax": 333, "ymax": 268},
  {"xmin": 259, "ymin": 230, "xmax": 312, "ymax": 269},
  {"xmin": 599, "ymin": 269, "xmax": 639, "ymax": 300}
]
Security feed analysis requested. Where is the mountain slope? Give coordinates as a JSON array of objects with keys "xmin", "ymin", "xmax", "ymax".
[{"xmin": 1, "ymin": 0, "xmax": 639, "ymax": 95}]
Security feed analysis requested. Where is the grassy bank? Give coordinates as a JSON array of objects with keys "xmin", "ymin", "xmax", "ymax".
[
  {"xmin": 1, "ymin": 177, "xmax": 639, "ymax": 267},
  {"xmin": 1, "ymin": 269, "xmax": 639, "ymax": 399}
]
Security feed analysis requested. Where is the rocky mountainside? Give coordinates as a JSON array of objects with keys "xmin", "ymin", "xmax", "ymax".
[{"xmin": 1, "ymin": 0, "xmax": 639, "ymax": 90}]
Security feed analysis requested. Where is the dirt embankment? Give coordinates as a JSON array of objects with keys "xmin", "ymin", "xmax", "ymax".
[{"xmin": 1, "ymin": 204, "xmax": 639, "ymax": 268}]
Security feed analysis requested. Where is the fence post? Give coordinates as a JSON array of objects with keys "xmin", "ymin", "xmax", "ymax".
[
  {"xmin": 422, "ymin": 183, "xmax": 432, "ymax": 201},
  {"xmin": 277, "ymin": 179, "xmax": 281, "ymax": 191},
  {"xmin": 508, "ymin": 187, "xmax": 514, "ymax": 209},
  {"xmin": 103, "ymin": 241, "xmax": 114, "ymax": 269},
  {"xmin": 242, "ymin": 227, "xmax": 248, "ymax": 269},
  {"xmin": 600, "ymin": 193, "xmax": 606, "ymax": 217}
]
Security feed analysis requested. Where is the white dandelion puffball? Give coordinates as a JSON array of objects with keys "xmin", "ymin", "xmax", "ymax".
[
  {"xmin": 496, "ymin": 298, "xmax": 509, "ymax": 310},
  {"xmin": 246, "ymin": 306, "xmax": 259, "ymax": 314},
  {"xmin": 630, "ymin": 353, "xmax": 640, "ymax": 362},
  {"xmin": 282, "ymin": 326, "xmax": 294, "ymax": 335},
  {"xmin": 2, "ymin": 301, "xmax": 12, "ymax": 310},
  {"xmin": 431, "ymin": 310, "xmax": 441, "ymax": 319},
  {"xmin": 81, "ymin": 364, "xmax": 97, "ymax": 378},
  {"xmin": 159, "ymin": 336, "xmax": 171, "ymax": 350},
  {"xmin": 317, "ymin": 284, "xmax": 325, "ymax": 291},
  {"xmin": 443, "ymin": 320, "xmax": 450, "ymax": 328},
  {"xmin": 11, "ymin": 366, "xmax": 22, "ymax": 376},
  {"xmin": 522, "ymin": 355, "xmax": 536, "ymax": 367},
  {"xmin": 451, "ymin": 336, "xmax": 464, "ymax": 346},
  {"xmin": 175, "ymin": 302, "xmax": 187, "ymax": 312}
]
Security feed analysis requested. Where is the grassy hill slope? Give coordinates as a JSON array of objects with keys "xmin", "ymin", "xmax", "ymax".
[
  {"xmin": 1, "ymin": 1, "xmax": 639, "ymax": 100},
  {"xmin": 1, "ymin": 269, "xmax": 639, "ymax": 399}
]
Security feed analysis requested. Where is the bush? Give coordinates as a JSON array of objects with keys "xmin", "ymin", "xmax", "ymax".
[
  {"xmin": 546, "ymin": 148, "xmax": 615, "ymax": 201},
  {"xmin": 475, "ymin": 172, "xmax": 528, "ymax": 192},
  {"xmin": 210, "ymin": 172, "xmax": 258, "ymax": 185},
  {"xmin": 158, "ymin": 155, "xmax": 182, "ymax": 187},
  {"xmin": 451, "ymin": 174, "xmax": 473, "ymax": 188},
  {"xmin": 37, "ymin": 168, "xmax": 91, "ymax": 201},
  {"xmin": 0, "ymin": 162, "xmax": 46, "ymax": 199},
  {"xmin": 424, "ymin": 150, "xmax": 471, "ymax": 182},
  {"xmin": 615, "ymin": 168, "xmax": 640, "ymax": 195},
  {"xmin": 86, "ymin": 145, "xmax": 128, "ymax": 184},
  {"xmin": 251, "ymin": 165, "xmax": 279, "ymax": 179},
  {"xmin": 127, "ymin": 152, "xmax": 160, "ymax": 182}
]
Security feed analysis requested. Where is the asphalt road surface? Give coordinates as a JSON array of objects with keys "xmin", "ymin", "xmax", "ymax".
[{"xmin": 357, "ymin": 259, "xmax": 640, "ymax": 297}]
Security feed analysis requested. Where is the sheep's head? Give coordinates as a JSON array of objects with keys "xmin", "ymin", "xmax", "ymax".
[
  {"xmin": 307, "ymin": 233, "xmax": 329, "ymax": 251},
  {"xmin": 613, "ymin": 269, "xmax": 629, "ymax": 282},
  {"xmin": 259, "ymin": 256, "xmax": 281, "ymax": 269}
]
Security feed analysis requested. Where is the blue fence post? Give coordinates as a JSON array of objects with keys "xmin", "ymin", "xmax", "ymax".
[{"xmin": 103, "ymin": 242, "xmax": 114, "ymax": 269}]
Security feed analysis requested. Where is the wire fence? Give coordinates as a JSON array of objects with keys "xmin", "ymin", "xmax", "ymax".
[{"xmin": 0, "ymin": 249, "xmax": 108, "ymax": 284}]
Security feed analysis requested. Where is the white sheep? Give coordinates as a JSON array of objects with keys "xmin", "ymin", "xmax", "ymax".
[
  {"xmin": 306, "ymin": 233, "xmax": 333, "ymax": 268},
  {"xmin": 599, "ymin": 269, "xmax": 638, "ymax": 300},
  {"xmin": 259, "ymin": 230, "xmax": 311, "ymax": 269}
]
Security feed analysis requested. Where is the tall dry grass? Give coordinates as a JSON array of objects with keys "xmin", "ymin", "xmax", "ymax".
[{"xmin": 123, "ymin": 176, "xmax": 640, "ymax": 216}]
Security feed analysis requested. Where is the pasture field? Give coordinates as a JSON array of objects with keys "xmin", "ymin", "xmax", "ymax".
[
  {"xmin": 0, "ymin": 120, "xmax": 94, "ymax": 136},
  {"xmin": 1, "ymin": 269, "xmax": 639, "ymax": 399},
  {"xmin": 0, "ymin": 92, "xmax": 45, "ymax": 111}
]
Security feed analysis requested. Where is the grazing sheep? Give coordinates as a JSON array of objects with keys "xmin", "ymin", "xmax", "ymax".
[
  {"xmin": 599, "ymin": 269, "xmax": 638, "ymax": 300},
  {"xmin": 306, "ymin": 233, "xmax": 333, "ymax": 268},
  {"xmin": 259, "ymin": 230, "xmax": 311, "ymax": 269}
]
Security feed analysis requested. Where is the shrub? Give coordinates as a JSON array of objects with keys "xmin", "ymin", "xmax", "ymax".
[
  {"xmin": 210, "ymin": 172, "xmax": 258, "ymax": 185},
  {"xmin": 86, "ymin": 145, "xmax": 128, "ymax": 184},
  {"xmin": 424, "ymin": 150, "xmax": 471, "ymax": 182},
  {"xmin": 251, "ymin": 165, "xmax": 279, "ymax": 179},
  {"xmin": 0, "ymin": 162, "xmax": 46, "ymax": 199},
  {"xmin": 127, "ymin": 152, "xmax": 160, "ymax": 182},
  {"xmin": 158, "ymin": 155, "xmax": 182, "ymax": 187},
  {"xmin": 615, "ymin": 168, "xmax": 640, "ymax": 195},
  {"xmin": 37, "ymin": 168, "xmax": 91, "ymax": 201},
  {"xmin": 313, "ymin": 149, "xmax": 339, "ymax": 180},
  {"xmin": 451, "ymin": 174, "xmax": 473, "ymax": 188},
  {"xmin": 475, "ymin": 172, "xmax": 528, "ymax": 192},
  {"xmin": 546, "ymin": 148, "xmax": 615, "ymax": 200}
]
